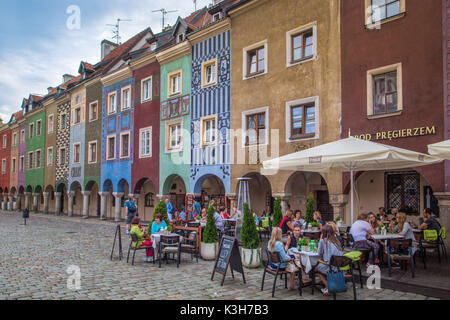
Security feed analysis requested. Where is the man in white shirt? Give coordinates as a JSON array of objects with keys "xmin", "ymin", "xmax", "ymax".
[{"xmin": 350, "ymin": 212, "xmax": 379, "ymax": 266}]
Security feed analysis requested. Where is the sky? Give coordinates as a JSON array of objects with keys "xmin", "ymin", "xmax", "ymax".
[{"xmin": 0, "ymin": 0, "xmax": 213, "ymax": 122}]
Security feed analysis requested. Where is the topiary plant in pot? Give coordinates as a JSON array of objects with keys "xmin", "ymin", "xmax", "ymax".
[
  {"xmin": 201, "ymin": 204, "xmax": 218, "ymax": 260},
  {"xmin": 272, "ymin": 197, "xmax": 283, "ymax": 228},
  {"xmin": 240, "ymin": 202, "xmax": 261, "ymax": 268},
  {"xmin": 305, "ymin": 193, "xmax": 315, "ymax": 225},
  {"xmin": 147, "ymin": 200, "xmax": 171, "ymax": 234}
]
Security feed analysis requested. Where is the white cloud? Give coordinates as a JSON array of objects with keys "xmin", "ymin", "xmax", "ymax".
[{"xmin": 0, "ymin": 0, "xmax": 212, "ymax": 121}]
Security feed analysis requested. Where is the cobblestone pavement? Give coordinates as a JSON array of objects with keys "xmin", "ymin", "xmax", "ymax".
[{"xmin": 0, "ymin": 212, "xmax": 440, "ymax": 300}]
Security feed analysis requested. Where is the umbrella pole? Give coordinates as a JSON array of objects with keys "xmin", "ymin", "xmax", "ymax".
[{"xmin": 350, "ymin": 169, "xmax": 354, "ymax": 225}]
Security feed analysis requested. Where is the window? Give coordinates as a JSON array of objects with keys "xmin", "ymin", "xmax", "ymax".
[
  {"xmin": 213, "ymin": 12, "xmax": 222, "ymax": 22},
  {"xmin": 365, "ymin": 0, "xmax": 405, "ymax": 26},
  {"xmin": 291, "ymin": 29, "xmax": 314, "ymax": 63},
  {"xmin": 12, "ymin": 133, "xmax": 17, "ymax": 147},
  {"xmin": 120, "ymin": 132, "xmax": 130, "ymax": 158},
  {"xmin": 19, "ymin": 156, "xmax": 24, "ymax": 172},
  {"xmin": 145, "ymin": 193, "xmax": 154, "ymax": 207},
  {"xmin": 73, "ymin": 107, "xmax": 81, "ymax": 124},
  {"xmin": 20, "ymin": 130, "xmax": 25, "ymax": 144},
  {"xmin": 11, "ymin": 158, "xmax": 16, "ymax": 173},
  {"xmin": 28, "ymin": 152, "xmax": 34, "ymax": 169},
  {"xmin": 286, "ymin": 97, "xmax": 319, "ymax": 142},
  {"xmin": 168, "ymin": 70, "xmax": 182, "ymax": 96},
  {"xmin": 48, "ymin": 115, "xmax": 54, "ymax": 133},
  {"xmin": 88, "ymin": 141, "xmax": 97, "ymax": 164},
  {"xmin": 59, "ymin": 148, "xmax": 66, "ymax": 166},
  {"xmin": 121, "ymin": 86, "xmax": 131, "ymax": 110},
  {"xmin": 29, "ymin": 123, "xmax": 34, "ymax": 139},
  {"xmin": 367, "ymin": 63, "xmax": 403, "ymax": 117},
  {"xmin": 47, "ymin": 148, "xmax": 53, "ymax": 166},
  {"xmin": 202, "ymin": 59, "xmax": 217, "ymax": 88},
  {"xmin": 73, "ymin": 143, "xmax": 81, "ymax": 164},
  {"xmin": 386, "ymin": 172, "xmax": 420, "ymax": 215},
  {"xmin": 139, "ymin": 127, "xmax": 152, "ymax": 158},
  {"xmin": 61, "ymin": 114, "xmax": 67, "ymax": 129},
  {"xmin": 201, "ymin": 117, "xmax": 217, "ymax": 146},
  {"xmin": 2, "ymin": 159, "xmax": 5, "ymax": 174},
  {"xmin": 106, "ymin": 136, "xmax": 116, "ymax": 160},
  {"xmin": 167, "ymin": 122, "xmax": 182, "ymax": 151},
  {"xmin": 108, "ymin": 92, "xmax": 117, "ymax": 114},
  {"xmin": 246, "ymin": 112, "xmax": 266, "ymax": 146},
  {"xmin": 141, "ymin": 77, "xmax": 152, "ymax": 102},
  {"xmin": 36, "ymin": 120, "xmax": 42, "ymax": 136},
  {"xmin": 243, "ymin": 40, "xmax": 268, "ymax": 79},
  {"xmin": 177, "ymin": 33, "xmax": 185, "ymax": 43},
  {"xmin": 2, "ymin": 135, "xmax": 6, "ymax": 148},
  {"xmin": 89, "ymin": 102, "xmax": 98, "ymax": 122},
  {"xmin": 35, "ymin": 150, "xmax": 41, "ymax": 168}
]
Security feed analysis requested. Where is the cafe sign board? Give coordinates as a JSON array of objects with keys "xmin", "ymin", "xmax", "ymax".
[{"xmin": 352, "ymin": 125, "xmax": 436, "ymax": 142}]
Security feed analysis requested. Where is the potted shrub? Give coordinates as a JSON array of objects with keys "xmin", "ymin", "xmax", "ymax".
[
  {"xmin": 300, "ymin": 238, "xmax": 310, "ymax": 252},
  {"xmin": 147, "ymin": 200, "xmax": 172, "ymax": 234},
  {"xmin": 272, "ymin": 197, "xmax": 283, "ymax": 228},
  {"xmin": 311, "ymin": 221, "xmax": 320, "ymax": 231},
  {"xmin": 240, "ymin": 203, "xmax": 261, "ymax": 268},
  {"xmin": 201, "ymin": 205, "xmax": 218, "ymax": 260},
  {"xmin": 305, "ymin": 193, "xmax": 315, "ymax": 226},
  {"xmin": 335, "ymin": 217, "xmax": 342, "ymax": 228}
]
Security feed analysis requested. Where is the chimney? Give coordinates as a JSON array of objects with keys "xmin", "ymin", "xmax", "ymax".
[
  {"xmin": 63, "ymin": 74, "xmax": 75, "ymax": 83},
  {"xmin": 101, "ymin": 39, "xmax": 118, "ymax": 60}
]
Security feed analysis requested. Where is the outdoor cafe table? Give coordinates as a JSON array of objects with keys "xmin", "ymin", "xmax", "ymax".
[
  {"xmin": 370, "ymin": 234, "xmax": 405, "ymax": 241},
  {"xmin": 288, "ymin": 247, "xmax": 321, "ymax": 273},
  {"xmin": 150, "ymin": 233, "xmax": 183, "ymax": 250}
]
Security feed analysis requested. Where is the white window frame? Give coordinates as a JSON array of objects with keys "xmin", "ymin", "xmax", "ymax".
[
  {"xmin": 366, "ymin": 63, "xmax": 403, "ymax": 118},
  {"xmin": 364, "ymin": 0, "xmax": 406, "ymax": 28},
  {"xmin": 141, "ymin": 76, "xmax": 153, "ymax": 102},
  {"xmin": 73, "ymin": 143, "xmax": 81, "ymax": 164},
  {"xmin": 88, "ymin": 140, "xmax": 97, "ymax": 164},
  {"xmin": 120, "ymin": 132, "xmax": 131, "ymax": 159},
  {"xmin": 201, "ymin": 59, "xmax": 218, "ymax": 88},
  {"xmin": 241, "ymin": 106, "xmax": 270, "ymax": 147},
  {"xmin": 108, "ymin": 91, "xmax": 117, "ymax": 115},
  {"xmin": 73, "ymin": 107, "xmax": 81, "ymax": 125},
  {"xmin": 2, "ymin": 135, "xmax": 6, "ymax": 148},
  {"xmin": 60, "ymin": 113, "xmax": 67, "ymax": 130},
  {"xmin": 285, "ymin": 96, "xmax": 320, "ymax": 143},
  {"xmin": 59, "ymin": 148, "xmax": 66, "ymax": 166},
  {"xmin": 11, "ymin": 157, "xmax": 16, "ymax": 173},
  {"xmin": 48, "ymin": 114, "xmax": 54, "ymax": 134},
  {"xmin": 29, "ymin": 123, "xmax": 34, "ymax": 139},
  {"xmin": 286, "ymin": 21, "xmax": 317, "ymax": 68},
  {"xmin": 19, "ymin": 156, "xmax": 24, "ymax": 172},
  {"xmin": 167, "ymin": 69, "xmax": 182, "ymax": 97},
  {"xmin": 243, "ymin": 39, "xmax": 268, "ymax": 80},
  {"xmin": 12, "ymin": 132, "xmax": 17, "ymax": 147},
  {"xmin": 2, "ymin": 159, "xmax": 6, "ymax": 174},
  {"xmin": 139, "ymin": 127, "xmax": 152, "ymax": 158},
  {"xmin": 20, "ymin": 130, "xmax": 25, "ymax": 144},
  {"xmin": 35, "ymin": 149, "xmax": 41, "ymax": 169},
  {"xmin": 47, "ymin": 147, "xmax": 53, "ymax": 167},
  {"xmin": 165, "ymin": 119, "xmax": 183, "ymax": 153},
  {"xmin": 106, "ymin": 135, "xmax": 116, "ymax": 161},
  {"xmin": 200, "ymin": 115, "xmax": 218, "ymax": 147},
  {"xmin": 89, "ymin": 101, "xmax": 98, "ymax": 122},
  {"xmin": 121, "ymin": 85, "xmax": 132, "ymax": 110},
  {"xmin": 36, "ymin": 120, "xmax": 42, "ymax": 136}
]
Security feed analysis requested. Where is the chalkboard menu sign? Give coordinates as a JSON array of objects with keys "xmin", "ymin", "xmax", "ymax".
[{"xmin": 211, "ymin": 236, "xmax": 246, "ymax": 286}]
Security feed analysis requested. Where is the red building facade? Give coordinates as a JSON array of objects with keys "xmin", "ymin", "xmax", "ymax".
[{"xmin": 0, "ymin": 125, "xmax": 12, "ymax": 209}]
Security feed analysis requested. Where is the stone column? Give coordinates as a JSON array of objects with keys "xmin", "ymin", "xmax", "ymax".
[
  {"xmin": 15, "ymin": 194, "xmax": 22, "ymax": 211},
  {"xmin": 32, "ymin": 193, "xmax": 39, "ymax": 213},
  {"xmin": 112, "ymin": 192, "xmax": 124, "ymax": 222},
  {"xmin": 433, "ymin": 192, "xmax": 450, "ymax": 249},
  {"xmin": 24, "ymin": 192, "xmax": 31, "ymax": 211},
  {"xmin": 273, "ymin": 193, "xmax": 291, "ymax": 215},
  {"xmin": 67, "ymin": 191, "xmax": 75, "ymax": 217},
  {"xmin": 1, "ymin": 194, "xmax": 6, "ymax": 211},
  {"xmin": 54, "ymin": 192, "xmax": 62, "ymax": 215},
  {"xmin": 81, "ymin": 191, "xmax": 91, "ymax": 219},
  {"xmin": 7, "ymin": 194, "xmax": 13, "ymax": 211},
  {"xmin": 43, "ymin": 192, "xmax": 50, "ymax": 214},
  {"xmin": 329, "ymin": 194, "xmax": 348, "ymax": 223},
  {"xmin": 99, "ymin": 192, "xmax": 108, "ymax": 220}
]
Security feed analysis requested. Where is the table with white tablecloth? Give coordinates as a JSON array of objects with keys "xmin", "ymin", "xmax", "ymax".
[
  {"xmin": 150, "ymin": 233, "xmax": 183, "ymax": 250},
  {"xmin": 288, "ymin": 247, "xmax": 321, "ymax": 273}
]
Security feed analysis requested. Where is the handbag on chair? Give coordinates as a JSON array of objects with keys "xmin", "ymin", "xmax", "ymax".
[{"xmin": 327, "ymin": 271, "xmax": 347, "ymax": 293}]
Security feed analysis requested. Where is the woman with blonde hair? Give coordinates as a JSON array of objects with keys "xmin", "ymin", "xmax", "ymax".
[
  {"xmin": 327, "ymin": 221, "xmax": 344, "ymax": 247},
  {"xmin": 268, "ymin": 227, "xmax": 298, "ymax": 290},
  {"xmin": 313, "ymin": 211, "xmax": 325, "ymax": 228}
]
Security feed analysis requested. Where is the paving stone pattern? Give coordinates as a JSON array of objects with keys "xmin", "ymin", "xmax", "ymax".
[{"xmin": 0, "ymin": 212, "xmax": 440, "ymax": 300}]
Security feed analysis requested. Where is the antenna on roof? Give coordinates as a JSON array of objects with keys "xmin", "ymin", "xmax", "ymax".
[
  {"xmin": 152, "ymin": 9, "xmax": 178, "ymax": 30},
  {"xmin": 106, "ymin": 18, "xmax": 132, "ymax": 45},
  {"xmin": 193, "ymin": 0, "xmax": 197, "ymax": 11}
]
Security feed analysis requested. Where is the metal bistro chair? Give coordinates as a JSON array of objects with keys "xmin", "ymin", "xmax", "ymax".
[
  {"xmin": 127, "ymin": 233, "xmax": 153, "ymax": 266},
  {"xmin": 180, "ymin": 230, "xmax": 199, "ymax": 263},
  {"xmin": 158, "ymin": 235, "xmax": 181, "ymax": 268},
  {"xmin": 417, "ymin": 230, "xmax": 441, "ymax": 269},
  {"xmin": 439, "ymin": 227, "xmax": 448, "ymax": 260},
  {"xmin": 343, "ymin": 233, "xmax": 367, "ymax": 288},
  {"xmin": 386, "ymin": 238, "xmax": 415, "ymax": 278},
  {"xmin": 317, "ymin": 255, "xmax": 358, "ymax": 300}
]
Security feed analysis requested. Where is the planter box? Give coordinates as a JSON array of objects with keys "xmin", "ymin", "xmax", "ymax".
[
  {"xmin": 241, "ymin": 248, "xmax": 261, "ymax": 268},
  {"xmin": 201, "ymin": 242, "xmax": 218, "ymax": 261}
]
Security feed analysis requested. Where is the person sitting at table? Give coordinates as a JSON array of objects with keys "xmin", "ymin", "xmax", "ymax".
[
  {"xmin": 368, "ymin": 212, "xmax": 381, "ymax": 231},
  {"xmin": 389, "ymin": 208, "xmax": 399, "ymax": 221},
  {"xmin": 214, "ymin": 209, "xmax": 225, "ymax": 232},
  {"xmin": 130, "ymin": 217, "xmax": 154, "ymax": 262},
  {"xmin": 268, "ymin": 227, "xmax": 298, "ymax": 290},
  {"xmin": 313, "ymin": 211, "xmax": 325, "ymax": 229},
  {"xmin": 293, "ymin": 210, "xmax": 305, "ymax": 228},
  {"xmin": 150, "ymin": 214, "xmax": 168, "ymax": 235},
  {"xmin": 220, "ymin": 207, "xmax": 229, "ymax": 220},
  {"xmin": 279, "ymin": 210, "xmax": 295, "ymax": 235},
  {"xmin": 377, "ymin": 207, "xmax": 389, "ymax": 223},
  {"xmin": 392, "ymin": 212, "xmax": 417, "ymax": 256},
  {"xmin": 418, "ymin": 208, "xmax": 442, "ymax": 232},
  {"xmin": 316, "ymin": 224, "xmax": 344, "ymax": 296},
  {"xmin": 349, "ymin": 212, "xmax": 380, "ymax": 266},
  {"xmin": 327, "ymin": 222, "xmax": 344, "ymax": 248},
  {"xmin": 201, "ymin": 208, "xmax": 208, "ymax": 224},
  {"xmin": 285, "ymin": 225, "xmax": 302, "ymax": 251}
]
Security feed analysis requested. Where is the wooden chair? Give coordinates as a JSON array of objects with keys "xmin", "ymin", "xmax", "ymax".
[
  {"xmin": 158, "ymin": 235, "xmax": 181, "ymax": 268},
  {"xmin": 180, "ymin": 230, "xmax": 199, "ymax": 263},
  {"xmin": 386, "ymin": 239, "xmax": 415, "ymax": 278},
  {"xmin": 223, "ymin": 220, "xmax": 236, "ymax": 237},
  {"xmin": 303, "ymin": 231, "xmax": 321, "ymax": 240},
  {"xmin": 261, "ymin": 248, "xmax": 298, "ymax": 297},
  {"xmin": 127, "ymin": 233, "xmax": 153, "ymax": 266},
  {"xmin": 317, "ymin": 256, "xmax": 357, "ymax": 300},
  {"xmin": 187, "ymin": 221, "xmax": 201, "ymax": 228}
]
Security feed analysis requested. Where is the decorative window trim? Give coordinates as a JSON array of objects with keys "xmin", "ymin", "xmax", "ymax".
[
  {"xmin": 286, "ymin": 21, "xmax": 318, "ymax": 68},
  {"xmin": 11, "ymin": 157, "xmax": 16, "ymax": 173},
  {"xmin": 167, "ymin": 69, "xmax": 183, "ymax": 97},
  {"xmin": 200, "ymin": 115, "xmax": 218, "ymax": 147},
  {"xmin": 60, "ymin": 113, "xmax": 67, "ymax": 130},
  {"xmin": 89, "ymin": 101, "xmax": 98, "ymax": 122},
  {"xmin": 165, "ymin": 118, "xmax": 184, "ymax": 153},
  {"xmin": 19, "ymin": 156, "xmax": 25, "ymax": 172},
  {"xmin": 141, "ymin": 76, "xmax": 153, "ymax": 103},
  {"xmin": 47, "ymin": 147, "xmax": 53, "ymax": 167},
  {"xmin": 121, "ymin": 85, "xmax": 132, "ymax": 111},
  {"xmin": 59, "ymin": 147, "xmax": 66, "ymax": 166},
  {"xmin": 2, "ymin": 135, "xmax": 6, "ymax": 148},
  {"xmin": 29, "ymin": 123, "xmax": 34, "ymax": 139},
  {"xmin": 20, "ymin": 130, "xmax": 25, "ymax": 144},
  {"xmin": 108, "ymin": 91, "xmax": 117, "ymax": 115},
  {"xmin": 364, "ymin": 0, "xmax": 406, "ymax": 29},
  {"xmin": 243, "ymin": 39, "xmax": 268, "ymax": 80},
  {"xmin": 73, "ymin": 143, "xmax": 81, "ymax": 164},
  {"xmin": 106, "ymin": 135, "xmax": 116, "ymax": 161},
  {"xmin": 119, "ymin": 131, "xmax": 131, "ymax": 159},
  {"xmin": 35, "ymin": 149, "xmax": 42, "ymax": 169},
  {"xmin": 241, "ymin": 106, "xmax": 270, "ymax": 147},
  {"xmin": 48, "ymin": 114, "xmax": 54, "ymax": 134},
  {"xmin": 366, "ymin": 63, "xmax": 403, "ymax": 118},
  {"xmin": 12, "ymin": 132, "xmax": 17, "ymax": 147},
  {"xmin": 73, "ymin": 107, "xmax": 82, "ymax": 125},
  {"xmin": 1, "ymin": 159, "xmax": 6, "ymax": 174},
  {"xmin": 28, "ymin": 151, "xmax": 34, "ymax": 169},
  {"xmin": 88, "ymin": 140, "xmax": 97, "ymax": 164},
  {"xmin": 36, "ymin": 120, "xmax": 42, "ymax": 136},
  {"xmin": 285, "ymin": 96, "xmax": 320, "ymax": 143},
  {"xmin": 139, "ymin": 126, "xmax": 152, "ymax": 159},
  {"xmin": 201, "ymin": 59, "xmax": 218, "ymax": 88}
]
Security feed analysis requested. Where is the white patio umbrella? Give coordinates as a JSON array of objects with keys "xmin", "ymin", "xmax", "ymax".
[
  {"xmin": 428, "ymin": 139, "xmax": 450, "ymax": 160},
  {"xmin": 263, "ymin": 137, "xmax": 442, "ymax": 224}
]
